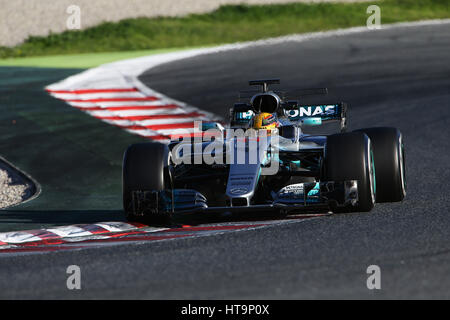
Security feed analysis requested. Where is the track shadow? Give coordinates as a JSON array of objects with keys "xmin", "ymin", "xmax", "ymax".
[{"xmin": 147, "ymin": 210, "xmax": 329, "ymax": 228}]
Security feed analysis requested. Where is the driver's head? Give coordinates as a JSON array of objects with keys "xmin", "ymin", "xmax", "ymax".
[{"xmin": 252, "ymin": 112, "xmax": 278, "ymax": 130}]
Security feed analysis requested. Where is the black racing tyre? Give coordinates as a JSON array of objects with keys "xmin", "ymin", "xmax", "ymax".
[
  {"xmin": 354, "ymin": 127, "xmax": 406, "ymax": 202},
  {"xmin": 323, "ymin": 132, "xmax": 376, "ymax": 213},
  {"xmin": 122, "ymin": 142, "xmax": 172, "ymax": 224}
]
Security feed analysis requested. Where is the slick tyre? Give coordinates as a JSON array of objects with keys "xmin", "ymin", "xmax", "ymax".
[
  {"xmin": 354, "ymin": 127, "xmax": 406, "ymax": 202},
  {"xmin": 122, "ymin": 142, "xmax": 172, "ymax": 225},
  {"xmin": 323, "ymin": 132, "xmax": 376, "ymax": 213}
]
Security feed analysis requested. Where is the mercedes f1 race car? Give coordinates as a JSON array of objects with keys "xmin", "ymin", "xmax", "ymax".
[{"xmin": 122, "ymin": 79, "xmax": 406, "ymax": 224}]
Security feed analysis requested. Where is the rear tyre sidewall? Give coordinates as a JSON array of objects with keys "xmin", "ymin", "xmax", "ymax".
[{"xmin": 354, "ymin": 127, "xmax": 406, "ymax": 202}]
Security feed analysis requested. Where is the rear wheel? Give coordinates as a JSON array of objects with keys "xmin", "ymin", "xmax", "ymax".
[
  {"xmin": 122, "ymin": 142, "xmax": 172, "ymax": 225},
  {"xmin": 323, "ymin": 132, "xmax": 376, "ymax": 213},
  {"xmin": 354, "ymin": 127, "xmax": 406, "ymax": 202}
]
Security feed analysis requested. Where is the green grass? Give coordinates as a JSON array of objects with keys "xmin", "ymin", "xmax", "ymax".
[
  {"xmin": 0, "ymin": 0, "xmax": 448, "ymax": 66},
  {"xmin": 0, "ymin": 48, "xmax": 203, "ymax": 68}
]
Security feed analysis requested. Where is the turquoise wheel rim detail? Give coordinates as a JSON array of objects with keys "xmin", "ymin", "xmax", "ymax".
[{"xmin": 371, "ymin": 149, "xmax": 376, "ymax": 198}]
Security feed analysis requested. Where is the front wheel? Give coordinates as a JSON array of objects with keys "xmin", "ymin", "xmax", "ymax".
[
  {"xmin": 322, "ymin": 132, "xmax": 376, "ymax": 213},
  {"xmin": 122, "ymin": 142, "xmax": 172, "ymax": 225}
]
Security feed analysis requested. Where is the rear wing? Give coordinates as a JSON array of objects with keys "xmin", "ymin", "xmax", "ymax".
[
  {"xmin": 283, "ymin": 102, "xmax": 347, "ymax": 131},
  {"xmin": 230, "ymin": 101, "xmax": 348, "ymax": 131}
]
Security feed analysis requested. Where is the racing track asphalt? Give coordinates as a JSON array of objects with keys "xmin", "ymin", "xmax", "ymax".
[{"xmin": 0, "ymin": 22, "xmax": 449, "ymax": 299}]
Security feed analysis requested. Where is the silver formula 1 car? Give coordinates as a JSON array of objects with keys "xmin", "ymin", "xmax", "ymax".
[{"xmin": 122, "ymin": 79, "xmax": 406, "ymax": 224}]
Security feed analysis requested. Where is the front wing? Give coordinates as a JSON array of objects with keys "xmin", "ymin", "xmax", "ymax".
[{"xmin": 128, "ymin": 180, "xmax": 359, "ymax": 216}]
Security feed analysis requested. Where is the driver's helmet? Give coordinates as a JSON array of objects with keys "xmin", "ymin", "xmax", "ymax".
[{"xmin": 252, "ymin": 112, "xmax": 278, "ymax": 130}]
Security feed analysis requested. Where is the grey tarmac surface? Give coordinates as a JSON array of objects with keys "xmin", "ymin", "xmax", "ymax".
[{"xmin": 0, "ymin": 23, "xmax": 449, "ymax": 299}]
